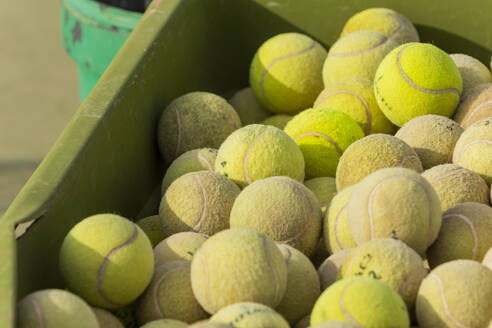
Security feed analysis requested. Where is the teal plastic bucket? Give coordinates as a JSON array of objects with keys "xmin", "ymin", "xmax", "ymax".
[{"xmin": 61, "ymin": 0, "xmax": 142, "ymax": 101}]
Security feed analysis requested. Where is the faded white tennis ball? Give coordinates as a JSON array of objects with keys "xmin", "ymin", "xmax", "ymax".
[{"xmin": 450, "ymin": 54, "xmax": 492, "ymax": 96}]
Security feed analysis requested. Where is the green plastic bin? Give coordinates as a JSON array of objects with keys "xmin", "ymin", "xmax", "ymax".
[
  {"xmin": 2, "ymin": 0, "xmax": 492, "ymax": 326},
  {"xmin": 61, "ymin": 0, "xmax": 142, "ymax": 101}
]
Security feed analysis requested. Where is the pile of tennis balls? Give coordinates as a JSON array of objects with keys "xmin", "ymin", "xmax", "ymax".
[{"xmin": 16, "ymin": 7, "xmax": 492, "ymax": 328}]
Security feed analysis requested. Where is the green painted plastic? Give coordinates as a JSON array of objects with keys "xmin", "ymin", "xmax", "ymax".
[
  {"xmin": 61, "ymin": 0, "xmax": 142, "ymax": 101},
  {"xmin": 2, "ymin": 0, "xmax": 492, "ymax": 326}
]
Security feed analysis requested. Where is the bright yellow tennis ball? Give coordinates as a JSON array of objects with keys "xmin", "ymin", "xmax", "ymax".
[
  {"xmin": 341, "ymin": 8, "xmax": 419, "ymax": 45},
  {"xmin": 347, "ymin": 168, "xmax": 442, "ymax": 255},
  {"xmin": 136, "ymin": 261, "xmax": 208, "ymax": 324},
  {"xmin": 311, "ymin": 321, "xmax": 363, "ymax": 328},
  {"xmin": 416, "ymin": 260, "xmax": 492, "ymax": 328},
  {"xmin": 450, "ymin": 54, "xmax": 492, "ymax": 96},
  {"xmin": 314, "ymin": 78, "xmax": 396, "ymax": 135},
  {"xmin": 454, "ymin": 83, "xmax": 492, "ymax": 128},
  {"xmin": 211, "ymin": 302, "xmax": 290, "ymax": 328},
  {"xmin": 16, "ymin": 289, "xmax": 99, "ymax": 328},
  {"xmin": 453, "ymin": 117, "xmax": 492, "ymax": 184},
  {"xmin": 310, "ymin": 277, "xmax": 410, "ymax": 327},
  {"xmin": 229, "ymin": 87, "xmax": 271, "ymax": 125},
  {"xmin": 304, "ymin": 176, "xmax": 337, "ymax": 213},
  {"xmin": 250, "ymin": 32, "xmax": 327, "ymax": 115},
  {"xmin": 191, "ymin": 228, "xmax": 288, "ymax": 313},
  {"xmin": 318, "ymin": 248, "xmax": 354, "ymax": 290},
  {"xmin": 136, "ymin": 215, "xmax": 165, "ymax": 248},
  {"xmin": 59, "ymin": 214, "xmax": 154, "ymax": 308},
  {"xmin": 395, "ymin": 114, "xmax": 464, "ymax": 169},
  {"xmin": 374, "ymin": 43, "xmax": 463, "ymax": 127},
  {"xmin": 336, "ymin": 134, "xmax": 423, "ymax": 191},
  {"xmin": 340, "ymin": 238, "xmax": 428, "ymax": 308},
  {"xmin": 139, "ymin": 319, "xmax": 187, "ymax": 328},
  {"xmin": 427, "ymin": 202, "xmax": 492, "ymax": 268},
  {"xmin": 483, "ymin": 247, "xmax": 492, "ymax": 269},
  {"xmin": 153, "ymin": 231, "xmax": 208, "ymax": 267},
  {"xmin": 323, "ymin": 31, "xmax": 398, "ymax": 86},
  {"xmin": 260, "ymin": 114, "xmax": 293, "ymax": 130},
  {"xmin": 284, "ymin": 108, "xmax": 364, "ymax": 178},
  {"xmin": 92, "ymin": 307, "xmax": 125, "ymax": 328},
  {"xmin": 422, "ymin": 164, "xmax": 489, "ymax": 211}
]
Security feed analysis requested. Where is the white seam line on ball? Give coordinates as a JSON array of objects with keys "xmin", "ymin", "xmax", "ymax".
[
  {"xmin": 442, "ymin": 213, "xmax": 478, "ymax": 260},
  {"xmin": 174, "ymin": 107, "xmax": 182, "ymax": 157},
  {"xmin": 426, "ymin": 168, "xmax": 468, "ymax": 184},
  {"xmin": 30, "ymin": 298, "xmax": 45, "ymax": 328},
  {"xmin": 192, "ymin": 173, "xmax": 208, "ymax": 231},
  {"xmin": 262, "ymin": 235, "xmax": 280, "ymax": 305},
  {"xmin": 430, "ymin": 273, "xmax": 470, "ymax": 328},
  {"xmin": 339, "ymin": 280, "xmax": 363, "ymax": 325},
  {"xmin": 399, "ymin": 155, "xmax": 420, "ymax": 167},
  {"xmin": 198, "ymin": 153, "xmax": 213, "ymax": 171},
  {"xmin": 329, "ymin": 36, "xmax": 389, "ymax": 57},
  {"xmin": 335, "ymin": 204, "xmax": 349, "ymax": 250},
  {"xmin": 152, "ymin": 267, "xmax": 185, "ymax": 318},
  {"xmin": 243, "ymin": 125, "xmax": 269, "ymax": 184},
  {"xmin": 294, "ymin": 131, "xmax": 343, "ymax": 155},
  {"xmin": 464, "ymin": 100, "xmax": 492, "ymax": 127},
  {"xmin": 455, "ymin": 139, "xmax": 492, "ymax": 162}
]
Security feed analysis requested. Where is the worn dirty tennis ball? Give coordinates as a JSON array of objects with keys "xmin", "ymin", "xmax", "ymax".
[
  {"xmin": 191, "ymin": 228, "xmax": 288, "ymax": 313},
  {"xmin": 422, "ymin": 164, "xmax": 489, "ymax": 211},
  {"xmin": 304, "ymin": 176, "xmax": 337, "ymax": 212},
  {"xmin": 347, "ymin": 168, "xmax": 442, "ymax": 255},
  {"xmin": 324, "ymin": 185, "xmax": 358, "ymax": 254},
  {"xmin": 211, "ymin": 302, "xmax": 289, "ymax": 328},
  {"xmin": 341, "ymin": 8, "xmax": 419, "ymax": 45},
  {"xmin": 453, "ymin": 117, "xmax": 492, "ymax": 184},
  {"xmin": 450, "ymin": 54, "xmax": 492, "ymax": 96},
  {"xmin": 374, "ymin": 43, "xmax": 463, "ymax": 127},
  {"xmin": 215, "ymin": 124, "xmax": 305, "ymax": 188},
  {"xmin": 161, "ymin": 148, "xmax": 218, "ymax": 193},
  {"xmin": 483, "ymin": 248, "xmax": 492, "ymax": 269},
  {"xmin": 318, "ymin": 248, "xmax": 354, "ymax": 290},
  {"xmin": 416, "ymin": 260, "xmax": 492, "ymax": 328},
  {"xmin": 276, "ymin": 244, "xmax": 321, "ymax": 324},
  {"xmin": 310, "ymin": 277, "xmax": 410, "ymax": 327},
  {"xmin": 159, "ymin": 171, "xmax": 240, "ymax": 237},
  {"xmin": 136, "ymin": 215, "xmax": 165, "ymax": 247},
  {"xmin": 314, "ymin": 78, "xmax": 395, "ymax": 135},
  {"xmin": 427, "ymin": 202, "xmax": 492, "ymax": 268},
  {"xmin": 16, "ymin": 289, "xmax": 99, "ymax": 328},
  {"xmin": 322, "ymin": 31, "xmax": 398, "ymax": 86},
  {"xmin": 395, "ymin": 115, "xmax": 464, "ymax": 169},
  {"xmin": 59, "ymin": 214, "xmax": 154, "ymax": 308},
  {"xmin": 311, "ymin": 321, "xmax": 363, "ymax": 328},
  {"xmin": 136, "ymin": 261, "xmax": 208, "ymax": 324},
  {"xmin": 92, "ymin": 307, "xmax": 125, "ymax": 328},
  {"xmin": 229, "ymin": 87, "xmax": 271, "ymax": 125},
  {"xmin": 188, "ymin": 320, "xmax": 230, "ymax": 328},
  {"xmin": 140, "ymin": 319, "xmax": 187, "ymax": 328},
  {"xmin": 340, "ymin": 238, "xmax": 428, "ymax": 308},
  {"xmin": 260, "ymin": 114, "xmax": 292, "ymax": 129},
  {"xmin": 230, "ymin": 176, "xmax": 322, "ymax": 256},
  {"xmin": 336, "ymin": 134, "xmax": 423, "ymax": 191},
  {"xmin": 250, "ymin": 32, "xmax": 327, "ymax": 115},
  {"xmin": 285, "ymin": 108, "xmax": 364, "ymax": 178},
  {"xmin": 454, "ymin": 83, "xmax": 492, "ymax": 128},
  {"xmin": 157, "ymin": 91, "xmax": 241, "ymax": 163},
  {"xmin": 153, "ymin": 231, "xmax": 208, "ymax": 267}
]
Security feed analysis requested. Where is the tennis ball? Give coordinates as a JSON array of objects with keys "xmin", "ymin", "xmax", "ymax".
[
  {"xmin": 140, "ymin": 319, "xmax": 187, "ymax": 328},
  {"xmin": 347, "ymin": 168, "xmax": 442, "ymax": 255},
  {"xmin": 427, "ymin": 202, "xmax": 492, "ymax": 268},
  {"xmin": 230, "ymin": 176, "xmax": 322, "ymax": 256},
  {"xmin": 310, "ymin": 277, "xmax": 410, "ymax": 327},
  {"xmin": 336, "ymin": 134, "xmax": 423, "ymax": 191},
  {"xmin": 454, "ymin": 83, "xmax": 492, "ymax": 128},
  {"xmin": 136, "ymin": 215, "xmax": 165, "ymax": 247},
  {"xmin": 16, "ymin": 289, "xmax": 99, "ymax": 328},
  {"xmin": 191, "ymin": 228, "xmax": 288, "ymax": 313},
  {"xmin": 154, "ymin": 231, "xmax": 208, "ymax": 267},
  {"xmin": 161, "ymin": 148, "xmax": 218, "ymax": 193},
  {"xmin": 229, "ymin": 87, "xmax": 271, "ymax": 125},
  {"xmin": 314, "ymin": 78, "xmax": 396, "ymax": 135},
  {"xmin": 318, "ymin": 248, "xmax": 354, "ymax": 290},
  {"xmin": 304, "ymin": 177, "xmax": 337, "ymax": 212},
  {"xmin": 137, "ymin": 261, "xmax": 208, "ymax": 324},
  {"xmin": 374, "ymin": 43, "xmax": 463, "ymax": 127},
  {"xmin": 188, "ymin": 321, "xmax": 230, "ymax": 328},
  {"xmin": 395, "ymin": 115, "xmax": 464, "ymax": 169},
  {"xmin": 250, "ymin": 32, "xmax": 327, "ymax": 115},
  {"xmin": 311, "ymin": 322, "xmax": 363, "ymax": 328},
  {"xmin": 59, "ymin": 214, "xmax": 154, "ymax": 308},
  {"xmin": 340, "ymin": 238, "xmax": 428, "ymax": 308},
  {"xmin": 260, "ymin": 114, "xmax": 293, "ymax": 129},
  {"xmin": 215, "ymin": 124, "xmax": 305, "ymax": 188},
  {"xmin": 324, "ymin": 186, "xmax": 358, "ymax": 254},
  {"xmin": 157, "ymin": 92, "xmax": 241, "ymax": 163},
  {"xmin": 416, "ymin": 260, "xmax": 492, "ymax": 328},
  {"xmin": 450, "ymin": 54, "xmax": 492, "ymax": 96},
  {"xmin": 483, "ymin": 248, "xmax": 492, "ymax": 269},
  {"xmin": 453, "ymin": 117, "xmax": 492, "ymax": 184},
  {"xmin": 159, "ymin": 171, "xmax": 240, "ymax": 237},
  {"xmin": 284, "ymin": 108, "xmax": 364, "ymax": 178},
  {"xmin": 276, "ymin": 244, "xmax": 321, "ymax": 324},
  {"xmin": 322, "ymin": 31, "xmax": 398, "ymax": 86},
  {"xmin": 341, "ymin": 8, "xmax": 419, "ymax": 45},
  {"xmin": 92, "ymin": 307, "xmax": 125, "ymax": 328},
  {"xmin": 294, "ymin": 315, "xmax": 311, "ymax": 328},
  {"xmin": 210, "ymin": 302, "xmax": 289, "ymax": 328},
  {"xmin": 422, "ymin": 164, "xmax": 489, "ymax": 211}
]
